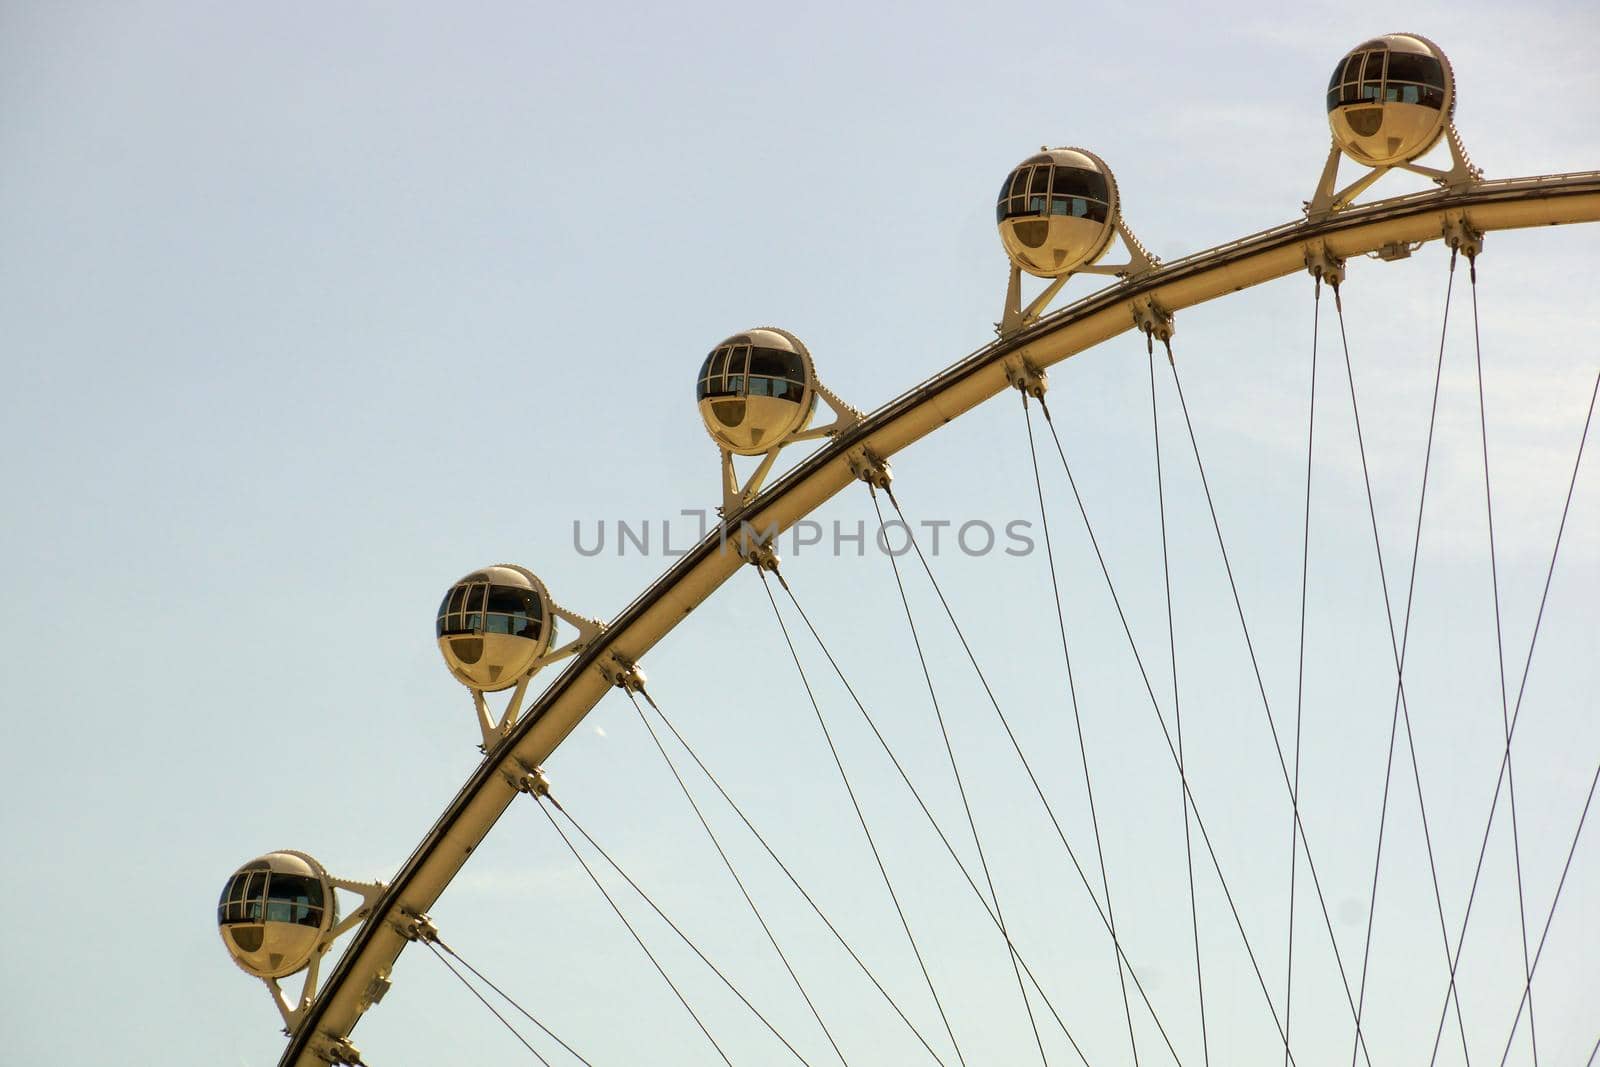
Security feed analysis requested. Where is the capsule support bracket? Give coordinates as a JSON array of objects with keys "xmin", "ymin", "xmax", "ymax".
[{"xmin": 471, "ymin": 604, "xmax": 605, "ymax": 754}]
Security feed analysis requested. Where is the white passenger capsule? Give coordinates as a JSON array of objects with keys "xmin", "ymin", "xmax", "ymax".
[
  {"xmin": 695, "ymin": 328, "xmax": 818, "ymax": 456},
  {"xmin": 435, "ymin": 565, "xmax": 556, "ymax": 692},
  {"xmin": 217, "ymin": 851, "xmax": 336, "ymax": 980},
  {"xmin": 995, "ymin": 148, "xmax": 1119, "ymax": 278},
  {"xmin": 1327, "ymin": 34, "xmax": 1454, "ymax": 168}
]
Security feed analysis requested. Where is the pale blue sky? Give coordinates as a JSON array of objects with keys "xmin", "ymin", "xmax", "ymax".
[{"xmin": 2, "ymin": 2, "xmax": 1597, "ymax": 1064}]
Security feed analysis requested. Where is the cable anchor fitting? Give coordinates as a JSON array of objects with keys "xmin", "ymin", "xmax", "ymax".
[
  {"xmin": 737, "ymin": 533, "xmax": 782, "ymax": 575},
  {"xmin": 1304, "ymin": 240, "xmax": 1347, "ymax": 290},
  {"xmin": 506, "ymin": 760, "xmax": 554, "ymax": 802},
  {"xmin": 1443, "ymin": 213, "xmax": 1484, "ymax": 265},
  {"xmin": 1132, "ymin": 298, "xmax": 1175, "ymax": 364},
  {"xmin": 1004, "ymin": 356, "xmax": 1048, "ymax": 401},
  {"xmin": 847, "ymin": 446, "xmax": 893, "ymax": 493},
  {"xmin": 313, "ymin": 1036, "xmax": 367, "ymax": 1066},
  {"xmin": 391, "ymin": 908, "xmax": 439, "ymax": 945},
  {"xmin": 599, "ymin": 650, "xmax": 648, "ymax": 693}
]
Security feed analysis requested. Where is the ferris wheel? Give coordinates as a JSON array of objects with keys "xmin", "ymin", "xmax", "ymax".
[{"xmin": 218, "ymin": 32, "xmax": 1600, "ymax": 1067}]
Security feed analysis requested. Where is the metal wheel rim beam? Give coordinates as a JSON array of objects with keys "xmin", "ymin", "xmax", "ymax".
[{"xmin": 282, "ymin": 170, "xmax": 1600, "ymax": 1067}]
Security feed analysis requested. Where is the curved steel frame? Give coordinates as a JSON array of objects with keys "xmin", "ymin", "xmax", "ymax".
[{"xmin": 282, "ymin": 171, "xmax": 1600, "ymax": 1066}]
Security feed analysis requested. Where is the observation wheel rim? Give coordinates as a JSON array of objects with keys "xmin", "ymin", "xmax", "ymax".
[{"xmin": 281, "ymin": 168, "xmax": 1600, "ymax": 1067}]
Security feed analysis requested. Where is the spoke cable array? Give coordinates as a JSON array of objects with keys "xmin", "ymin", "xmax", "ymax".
[
  {"xmin": 1324, "ymin": 257, "xmax": 1472, "ymax": 1067},
  {"xmin": 1020, "ymin": 391, "xmax": 1145, "ymax": 1067},
  {"xmin": 1031, "ymin": 396, "xmax": 1314, "ymax": 1065},
  {"xmin": 1424, "ymin": 366, "xmax": 1600, "ymax": 1061},
  {"xmin": 1144, "ymin": 342, "xmax": 1209, "ymax": 1067},
  {"xmin": 877, "ymin": 483, "xmax": 1190, "ymax": 1067},
  {"xmin": 424, "ymin": 935, "xmax": 594, "ymax": 1066},
  {"xmin": 1466, "ymin": 257, "xmax": 1539, "ymax": 1067},
  {"xmin": 865, "ymin": 486, "xmax": 1050, "ymax": 1067},
  {"xmin": 757, "ymin": 568, "xmax": 971, "ymax": 1067},
  {"xmin": 1494, "ymin": 757, "xmax": 1600, "ymax": 1067},
  {"xmin": 421, "ymin": 938, "xmax": 555, "ymax": 1066},
  {"xmin": 526, "ymin": 786, "xmax": 806, "ymax": 1067},
  {"xmin": 760, "ymin": 564, "xmax": 1109, "ymax": 1067},
  {"xmin": 630, "ymin": 686, "xmax": 952, "ymax": 1065},
  {"xmin": 621, "ymin": 688, "xmax": 850, "ymax": 1067},
  {"xmin": 1284, "ymin": 278, "xmax": 1323, "ymax": 1067},
  {"xmin": 1164, "ymin": 344, "xmax": 1394, "ymax": 1064}
]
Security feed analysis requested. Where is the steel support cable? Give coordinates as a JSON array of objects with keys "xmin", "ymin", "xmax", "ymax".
[
  {"xmin": 1035, "ymin": 399, "xmax": 1313, "ymax": 1067},
  {"xmin": 429, "ymin": 936, "xmax": 595, "ymax": 1065},
  {"xmin": 766, "ymin": 565, "xmax": 1106, "ymax": 1067},
  {"xmin": 1167, "ymin": 339, "xmax": 1407, "ymax": 1062},
  {"xmin": 757, "ymin": 568, "xmax": 971, "ymax": 1067},
  {"xmin": 1494, "ymin": 757, "xmax": 1600, "ymax": 1067},
  {"xmin": 622, "ymin": 689, "xmax": 850, "ymax": 1067},
  {"xmin": 1145, "ymin": 343, "xmax": 1209, "ymax": 1067},
  {"xmin": 422, "ymin": 937, "xmax": 555, "ymax": 1065},
  {"xmin": 1320, "ymin": 262, "xmax": 1471, "ymax": 1067},
  {"xmin": 631, "ymin": 686, "xmax": 950, "ymax": 1067},
  {"xmin": 1020, "ymin": 391, "xmax": 1143, "ymax": 1067},
  {"xmin": 530, "ymin": 795, "xmax": 737, "ymax": 1067},
  {"xmin": 1284, "ymin": 279, "xmax": 1322, "ymax": 1067},
  {"xmin": 1467, "ymin": 259, "xmax": 1539, "ymax": 1067},
  {"xmin": 878, "ymin": 483, "xmax": 1186, "ymax": 1067},
  {"xmin": 549, "ymin": 797, "xmax": 820, "ymax": 1066},
  {"xmin": 1423, "ymin": 367, "xmax": 1599, "ymax": 1061},
  {"xmin": 865, "ymin": 486, "xmax": 1049, "ymax": 1067}
]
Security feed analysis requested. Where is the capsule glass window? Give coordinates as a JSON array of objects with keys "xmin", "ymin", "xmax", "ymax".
[
  {"xmin": 1329, "ymin": 52, "xmax": 1371, "ymax": 110},
  {"xmin": 218, "ymin": 869, "xmax": 269, "ymax": 925},
  {"xmin": 746, "ymin": 347, "xmax": 806, "ymax": 402},
  {"xmin": 264, "ymin": 873, "xmax": 325, "ymax": 927}
]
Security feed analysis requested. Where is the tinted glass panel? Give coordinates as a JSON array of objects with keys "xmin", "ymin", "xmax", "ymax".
[
  {"xmin": 486, "ymin": 586, "xmax": 534, "ymax": 616},
  {"xmin": 267, "ymin": 874, "xmax": 323, "ymax": 907},
  {"xmin": 1010, "ymin": 167, "xmax": 1031, "ymax": 198},
  {"xmin": 1030, "ymin": 166, "xmax": 1051, "ymax": 194},
  {"xmin": 747, "ymin": 348, "xmax": 805, "ymax": 382},
  {"xmin": 998, "ymin": 198, "xmax": 1024, "ymax": 223},
  {"xmin": 1047, "ymin": 196, "xmax": 1110, "ymax": 223},
  {"xmin": 1385, "ymin": 51, "xmax": 1445, "ymax": 89},
  {"xmin": 1049, "ymin": 166, "xmax": 1109, "ymax": 201},
  {"xmin": 700, "ymin": 376, "xmax": 741, "ymax": 400},
  {"xmin": 1363, "ymin": 50, "xmax": 1387, "ymax": 83}
]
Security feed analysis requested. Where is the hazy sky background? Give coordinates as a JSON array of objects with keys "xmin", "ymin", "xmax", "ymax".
[{"xmin": 2, "ymin": 2, "xmax": 1597, "ymax": 1065}]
